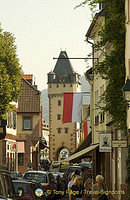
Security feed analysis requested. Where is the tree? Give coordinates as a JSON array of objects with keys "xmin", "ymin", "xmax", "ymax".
[
  {"xmin": 77, "ymin": 0, "xmax": 126, "ymax": 131},
  {"xmin": 0, "ymin": 25, "xmax": 23, "ymax": 119},
  {"xmin": 77, "ymin": 0, "xmax": 129, "ymax": 198}
]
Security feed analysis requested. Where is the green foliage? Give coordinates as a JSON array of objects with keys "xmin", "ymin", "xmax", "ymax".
[
  {"xmin": 0, "ymin": 25, "xmax": 23, "ymax": 119},
  {"xmin": 81, "ymin": 0, "xmax": 127, "ymax": 132}
]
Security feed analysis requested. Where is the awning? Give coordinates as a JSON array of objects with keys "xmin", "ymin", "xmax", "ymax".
[
  {"xmin": 17, "ymin": 141, "xmax": 25, "ymax": 153},
  {"xmin": 74, "ymin": 132, "xmax": 92, "ymax": 154},
  {"xmin": 63, "ymin": 144, "xmax": 99, "ymax": 162}
]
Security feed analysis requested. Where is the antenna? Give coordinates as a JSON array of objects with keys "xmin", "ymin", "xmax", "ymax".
[{"xmin": 34, "ymin": 76, "xmax": 36, "ymax": 85}]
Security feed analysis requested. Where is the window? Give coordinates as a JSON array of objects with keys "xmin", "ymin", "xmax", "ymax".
[
  {"xmin": 23, "ymin": 116, "xmax": 31, "ymax": 130},
  {"xmin": 65, "ymin": 128, "xmax": 68, "ymax": 133},
  {"xmin": 95, "ymin": 115, "xmax": 99, "ymax": 124},
  {"xmin": 57, "ymin": 114, "xmax": 61, "ymax": 120},
  {"xmin": 18, "ymin": 153, "xmax": 24, "ymax": 166},
  {"xmin": 56, "ymin": 84, "xmax": 59, "ymax": 88},
  {"xmin": 57, "ymin": 128, "xmax": 61, "ymax": 133},
  {"xmin": 100, "ymin": 112, "xmax": 105, "ymax": 122},
  {"xmin": 58, "ymin": 100, "xmax": 61, "ymax": 106},
  {"xmin": 13, "ymin": 113, "xmax": 16, "ymax": 129},
  {"xmin": 63, "ymin": 84, "xmax": 66, "ymax": 87}
]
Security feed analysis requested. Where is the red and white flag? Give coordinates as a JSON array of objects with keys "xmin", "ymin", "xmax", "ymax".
[
  {"xmin": 62, "ymin": 93, "xmax": 83, "ymax": 123},
  {"xmin": 83, "ymin": 121, "xmax": 88, "ymax": 138}
]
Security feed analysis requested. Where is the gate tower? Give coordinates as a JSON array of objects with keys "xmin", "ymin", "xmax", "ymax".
[{"xmin": 48, "ymin": 51, "xmax": 81, "ymax": 161}]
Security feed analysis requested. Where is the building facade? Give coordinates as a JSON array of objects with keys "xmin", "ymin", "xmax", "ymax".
[
  {"xmin": 16, "ymin": 75, "xmax": 42, "ymax": 174},
  {"xmin": 0, "ymin": 106, "xmax": 17, "ymax": 171},
  {"xmin": 85, "ymin": 5, "xmax": 127, "ymax": 200},
  {"xmin": 40, "ymin": 121, "xmax": 49, "ymax": 160},
  {"xmin": 48, "ymin": 51, "xmax": 81, "ymax": 161}
]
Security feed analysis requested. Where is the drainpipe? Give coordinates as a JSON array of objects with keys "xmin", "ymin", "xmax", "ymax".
[{"xmin": 86, "ymin": 37, "xmax": 94, "ymax": 145}]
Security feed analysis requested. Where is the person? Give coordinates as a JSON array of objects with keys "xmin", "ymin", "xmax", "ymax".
[
  {"xmin": 91, "ymin": 175, "xmax": 108, "ymax": 200},
  {"xmin": 28, "ymin": 159, "xmax": 32, "ymax": 170},
  {"xmin": 84, "ymin": 175, "xmax": 92, "ymax": 200},
  {"xmin": 68, "ymin": 172, "xmax": 76, "ymax": 198},
  {"xmin": 80, "ymin": 166, "xmax": 89, "ymax": 184},
  {"xmin": 69, "ymin": 175, "xmax": 85, "ymax": 200}
]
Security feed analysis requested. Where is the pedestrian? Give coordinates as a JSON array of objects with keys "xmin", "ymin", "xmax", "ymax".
[
  {"xmin": 91, "ymin": 175, "xmax": 108, "ymax": 200},
  {"xmin": 27, "ymin": 159, "xmax": 32, "ymax": 170},
  {"xmin": 80, "ymin": 166, "xmax": 89, "ymax": 184},
  {"xmin": 84, "ymin": 175, "xmax": 92, "ymax": 200},
  {"xmin": 68, "ymin": 172, "xmax": 76, "ymax": 198},
  {"xmin": 69, "ymin": 175, "xmax": 85, "ymax": 200}
]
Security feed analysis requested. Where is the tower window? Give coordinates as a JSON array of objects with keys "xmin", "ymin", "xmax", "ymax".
[
  {"xmin": 63, "ymin": 84, "xmax": 66, "ymax": 87},
  {"xmin": 65, "ymin": 128, "xmax": 68, "ymax": 133},
  {"xmin": 58, "ymin": 128, "xmax": 61, "ymax": 133},
  {"xmin": 56, "ymin": 84, "xmax": 59, "ymax": 88},
  {"xmin": 57, "ymin": 114, "xmax": 61, "ymax": 120},
  {"xmin": 49, "ymin": 85, "xmax": 51, "ymax": 88},
  {"xmin": 70, "ymin": 84, "xmax": 72, "ymax": 87},
  {"xmin": 58, "ymin": 100, "xmax": 61, "ymax": 106}
]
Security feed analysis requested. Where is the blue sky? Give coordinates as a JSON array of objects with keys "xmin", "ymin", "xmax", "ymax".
[{"xmin": 0, "ymin": 0, "xmax": 92, "ymax": 90}]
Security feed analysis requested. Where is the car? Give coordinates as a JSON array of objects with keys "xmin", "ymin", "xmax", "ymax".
[
  {"xmin": 23, "ymin": 170, "xmax": 56, "ymax": 199},
  {"xmin": 79, "ymin": 162, "xmax": 91, "ymax": 168},
  {"xmin": 66, "ymin": 165, "xmax": 81, "ymax": 181},
  {"xmin": 0, "ymin": 165, "xmax": 15, "ymax": 200},
  {"xmin": 51, "ymin": 161, "xmax": 60, "ymax": 168},
  {"xmin": 12, "ymin": 179, "xmax": 44, "ymax": 200},
  {"xmin": 10, "ymin": 172, "xmax": 23, "ymax": 180},
  {"xmin": 0, "ymin": 195, "xmax": 13, "ymax": 200}
]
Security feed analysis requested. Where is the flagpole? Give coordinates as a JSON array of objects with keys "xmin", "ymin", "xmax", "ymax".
[{"xmin": 53, "ymin": 57, "xmax": 99, "ymax": 60}]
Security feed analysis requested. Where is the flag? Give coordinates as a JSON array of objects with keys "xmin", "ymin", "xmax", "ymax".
[
  {"xmin": 62, "ymin": 93, "xmax": 83, "ymax": 123},
  {"xmin": 83, "ymin": 121, "xmax": 88, "ymax": 138}
]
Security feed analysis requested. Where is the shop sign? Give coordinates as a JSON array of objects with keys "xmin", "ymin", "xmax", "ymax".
[
  {"xmin": 112, "ymin": 140, "xmax": 127, "ymax": 148},
  {"xmin": 99, "ymin": 132, "xmax": 112, "ymax": 152},
  {"xmin": 10, "ymin": 143, "xmax": 17, "ymax": 151}
]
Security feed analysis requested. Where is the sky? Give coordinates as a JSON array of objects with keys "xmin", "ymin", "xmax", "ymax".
[{"xmin": 0, "ymin": 0, "xmax": 92, "ymax": 91}]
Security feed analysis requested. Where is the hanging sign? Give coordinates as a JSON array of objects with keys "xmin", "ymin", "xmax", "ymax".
[
  {"xmin": 112, "ymin": 140, "xmax": 127, "ymax": 148},
  {"xmin": 99, "ymin": 132, "xmax": 112, "ymax": 152}
]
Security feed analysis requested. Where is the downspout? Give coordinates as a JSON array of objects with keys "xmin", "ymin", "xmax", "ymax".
[{"xmin": 86, "ymin": 37, "xmax": 94, "ymax": 145}]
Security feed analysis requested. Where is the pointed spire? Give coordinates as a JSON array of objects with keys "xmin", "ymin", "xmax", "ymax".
[{"xmin": 53, "ymin": 51, "xmax": 75, "ymax": 75}]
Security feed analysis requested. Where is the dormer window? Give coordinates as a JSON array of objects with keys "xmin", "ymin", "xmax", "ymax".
[
  {"xmin": 52, "ymin": 74, "xmax": 56, "ymax": 80},
  {"xmin": 99, "ymin": 3, "xmax": 105, "ymax": 10}
]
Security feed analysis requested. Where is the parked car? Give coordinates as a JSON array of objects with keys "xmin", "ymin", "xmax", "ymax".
[
  {"xmin": 0, "ymin": 165, "xmax": 15, "ymax": 200},
  {"xmin": 51, "ymin": 161, "xmax": 60, "ymax": 168},
  {"xmin": 23, "ymin": 170, "xmax": 56, "ymax": 199},
  {"xmin": 66, "ymin": 165, "xmax": 81, "ymax": 181},
  {"xmin": 0, "ymin": 196, "xmax": 13, "ymax": 200},
  {"xmin": 79, "ymin": 162, "xmax": 91, "ymax": 168},
  {"xmin": 10, "ymin": 172, "xmax": 23, "ymax": 180},
  {"xmin": 12, "ymin": 179, "xmax": 44, "ymax": 200}
]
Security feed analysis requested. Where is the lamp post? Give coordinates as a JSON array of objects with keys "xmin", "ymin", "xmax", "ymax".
[{"xmin": 122, "ymin": 78, "xmax": 130, "ymax": 199}]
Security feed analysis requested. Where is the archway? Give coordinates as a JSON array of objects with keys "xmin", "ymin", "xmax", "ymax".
[{"xmin": 56, "ymin": 147, "xmax": 70, "ymax": 161}]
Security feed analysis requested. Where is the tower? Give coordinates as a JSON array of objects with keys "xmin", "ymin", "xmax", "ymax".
[{"xmin": 48, "ymin": 51, "xmax": 81, "ymax": 161}]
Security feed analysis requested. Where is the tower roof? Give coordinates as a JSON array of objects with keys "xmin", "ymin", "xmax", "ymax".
[{"xmin": 53, "ymin": 51, "xmax": 75, "ymax": 75}]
